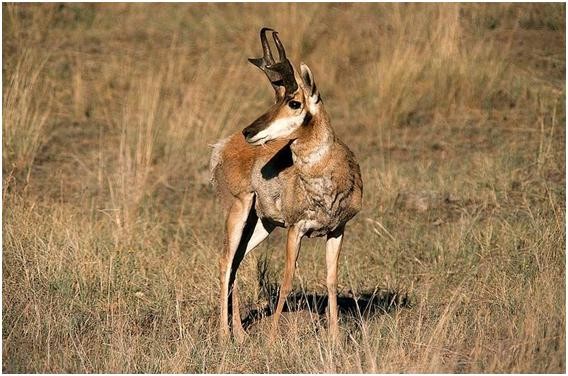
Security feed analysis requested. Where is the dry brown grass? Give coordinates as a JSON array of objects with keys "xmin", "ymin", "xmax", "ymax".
[{"xmin": 2, "ymin": 3, "xmax": 565, "ymax": 373}]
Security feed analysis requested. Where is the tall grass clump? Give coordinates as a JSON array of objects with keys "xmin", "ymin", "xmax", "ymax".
[
  {"xmin": 2, "ymin": 49, "xmax": 52, "ymax": 179},
  {"xmin": 367, "ymin": 4, "xmax": 511, "ymax": 130},
  {"xmin": 159, "ymin": 50, "xmax": 251, "ymax": 183},
  {"xmin": 108, "ymin": 71, "xmax": 165, "ymax": 242}
]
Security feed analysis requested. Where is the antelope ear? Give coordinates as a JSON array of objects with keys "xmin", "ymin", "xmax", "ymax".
[{"xmin": 300, "ymin": 63, "xmax": 319, "ymax": 99}]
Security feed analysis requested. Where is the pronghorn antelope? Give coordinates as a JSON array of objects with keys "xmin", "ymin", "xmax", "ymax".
[{"xmin": 210, "ymin": 28, "xmax": 363, "ymax": 342}]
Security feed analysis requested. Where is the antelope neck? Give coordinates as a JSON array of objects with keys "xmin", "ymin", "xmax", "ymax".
[{"xmin": 290, "ymin": 110, "xmax": 334, "ymax": 169}]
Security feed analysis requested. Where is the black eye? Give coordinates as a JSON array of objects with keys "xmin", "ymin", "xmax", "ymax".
[{"xmin": 288, "ymin": 100, "xmax": 301, "ymax": 110}]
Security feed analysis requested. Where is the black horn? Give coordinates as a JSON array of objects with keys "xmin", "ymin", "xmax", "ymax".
[
  {"xmin": 248, "ymin": 27, "xmax": 298, "ymax": 95},
  {"xmin": 273, "ymin": 32, "xmax": 286, "ymax": 60},
  {"xmin": 260, "ymin": 27, "xmax": 275, "ymax": 65}
]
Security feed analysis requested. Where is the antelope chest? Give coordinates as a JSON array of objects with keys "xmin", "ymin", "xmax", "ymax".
[
  {"xmin": 297, "ymin": 175, "xmax": 336, "ymax": 214},
  {"xmin": 251, "ymin": 164, "xmax": 347, "ymax": 236},
  {"xmin": 250, "ymin": 141, "xmax": 360, "ymax": 237},
  {"xmin": 284, "ymin": 174, "xmax": 346, "ymax": 237}
]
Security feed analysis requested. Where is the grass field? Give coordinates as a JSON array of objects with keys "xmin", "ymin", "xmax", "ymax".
[{"xmin": 2, "ymin": 3, "xmax": 566, "ymax": 372}]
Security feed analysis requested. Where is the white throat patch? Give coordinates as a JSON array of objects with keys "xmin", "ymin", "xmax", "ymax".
[
  {"xmin": 293, "ymin": 141, "xmax": 331, "ymax": 165},
  {"xmin": 248, "ymin": 113, "xmax": 306, "ymax": 145}
]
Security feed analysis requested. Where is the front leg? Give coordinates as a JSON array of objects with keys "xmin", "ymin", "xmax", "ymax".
[
  {"xmin": 270, "ymin": 224, "xmax": 303, "ymax": 338},
  {"xmin": 326, "ymin": 226, "xmax": 344, "ymax": 341}
]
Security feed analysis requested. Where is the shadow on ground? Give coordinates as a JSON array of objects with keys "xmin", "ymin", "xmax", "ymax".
[{"xmin": 241, "ymin": 287, "xmax": 411, "ymax": 330}]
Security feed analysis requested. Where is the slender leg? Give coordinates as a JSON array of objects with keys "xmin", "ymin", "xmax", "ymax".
[
  {"xmin": 270, "ymin": 224, "xmax": 303, "ymax": 338},
  {"xmin": 219, "ymin": 193, "xmax": 254, "ymax": 341},
  {"xmin": 326, "ymin": 227, "xmax": 344, "ymax": 341},
  {"xmin": 231, "ymin": 280, "xmax": 245, "ymax": 341},
  {"xmin": 231, "ymin": 218, "xmax": 274, "ymax": 342}
]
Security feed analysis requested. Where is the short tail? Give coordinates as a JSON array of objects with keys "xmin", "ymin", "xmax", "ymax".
[{"xmin": 209, "ymin": 137, "xmax": 230, "ymax": 190}]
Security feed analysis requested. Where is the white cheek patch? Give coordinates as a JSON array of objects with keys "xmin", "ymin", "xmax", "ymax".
[{"xmin": 253, "ymin": 113, "xmax": 306, "ymax": 144}]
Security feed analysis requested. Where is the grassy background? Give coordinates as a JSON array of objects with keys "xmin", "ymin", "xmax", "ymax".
[{"xmin": 2, "ymin": 3, "xmax": 565, "ymax": 372}]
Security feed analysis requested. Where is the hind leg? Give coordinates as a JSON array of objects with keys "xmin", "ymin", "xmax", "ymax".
[
  {"xmin": 231, "ymin": 217, "xmax": 274, "ymax": 342},
  {"xmin": 219, "ymin": 193, "xmax": 254, "ymax": 341}
]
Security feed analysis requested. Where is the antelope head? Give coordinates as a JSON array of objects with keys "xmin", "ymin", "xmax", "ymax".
[{"xmin": 243, "ymin": 28, "xmax": 322, "ymax": 146}]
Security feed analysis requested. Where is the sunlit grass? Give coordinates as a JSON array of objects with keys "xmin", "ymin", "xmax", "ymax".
[{"xmin": 2, "ymin": 3, "xmax": 565, "ymax": 373}]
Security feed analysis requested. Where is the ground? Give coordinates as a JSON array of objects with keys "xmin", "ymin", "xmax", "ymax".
[{"xmin": 2, "ymin": 3, "xmax": 565, "ymax": 372}]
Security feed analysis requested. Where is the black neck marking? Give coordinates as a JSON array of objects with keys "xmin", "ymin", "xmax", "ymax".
[
  {"xmin": 302, "ymin": 111, "xmax": 313, "ymax": 127},
  {"xmin": 260, "ymin": 141, "xmax": 294, "ymax": 180}
]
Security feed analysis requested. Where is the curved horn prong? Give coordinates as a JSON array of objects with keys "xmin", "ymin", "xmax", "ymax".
[
  {"xmin": 273, "ymin": 32, "xmax": 286, "ymax": 60},
  {"xmin": 260, "ymin": 27, "xmax": 275, "ymax": 65},
  {"xmin": 248, "ymin": 57, "xmax": 265, "ymax": 69},
  {"xmin": 249, "ymin": 27, "xmax": 298, "ymax": 96}
]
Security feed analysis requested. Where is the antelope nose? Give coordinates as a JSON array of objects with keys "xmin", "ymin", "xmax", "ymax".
[{"xmin": 242, "ymin": 127, "xmax": 255, "ymax": 140}]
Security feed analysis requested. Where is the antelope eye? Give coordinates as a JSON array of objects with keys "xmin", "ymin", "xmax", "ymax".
[{"xmin": 288, "ymin": 100, "xmax": 301, "ymax": 110}]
